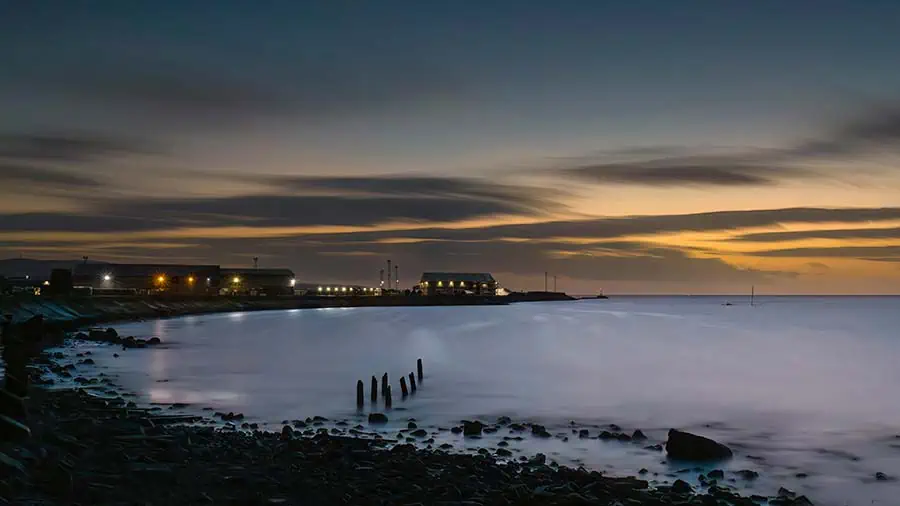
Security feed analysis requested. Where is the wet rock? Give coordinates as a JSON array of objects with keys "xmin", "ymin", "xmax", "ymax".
[
  {"xmin": 509, "ymin": 423, "xmax": 525, "ymax": 432},
  {"xmin": 737, "ymin": 469, "xmax": 759, "ymax": 480},
  {"xmin": 368, "ymin": 413, "xmax": 388, "ymax": 424},
  {"xmin": 463, "ymin": 421, "xmax": 484, "ymax": 436},
  {"xmin": 410, "ymin": 429, "xmax": 428, "ymax": 438},
  {"xmin": 599, "ymin": 431, "xmax": 615, "ymax": 440},
  {"xmin": 708, "ymin": 469, "xmax": 724, "ymax": 479},
  {"xmin": 484, "ymin": 427, "xmax": 498, "ymax": 434},
  {"xmin": 645, "ymin": 444, "xmax": 664, "ymax": 451},
  {"xmin": 113, "ymin": 353, "xmax": 119, "ymax": 358},
  {"xmin": 638, "ymin": 468, "xmax": 648, "ymax": 474},
  {"xmin": 280, "ymin": 425, "xmax": 293, "ymax": 440},
  {"xmin": 632, "ymin": 429, "xmax": 648, "ymax": 441},
  {"xmin": 616, "ymin": 433, "xmax": 632, "ymax": 442},
  {"xmin": 529, "ymin": 453, "xmax": 547, "ymax": 466},
  {"xmin": 497, "ymin": 416, "xmax": 512, "ymax": 425},
  {"xmin": 777, "ymin": 487, "xmax": 796, "ymax": 498},
  {"xmin": 292, "ymin": 420, "xmax": 307, "ymax": 428},
  {"xmin": 671, "ymin": 479, "xmax": 693, "ymax": 494},
  {"xmin": 666, "ymin": 429, "xmax": 733, "ymax": 461},
  {"xmin": 497, "ymin": 441, "xmax": 509, "ymax": 447},
  {"xmin": 147, "ymin": 337, "xmax": 162, "ymax": 345},
  {"xmin": 876, "ymin": 472, "xmax": 892, "ymax": 481},
  {"xmin": 496, "ymin": 448, "xmax": 512, "ymax": 457},
  {"xmin": 450, "ymin": 426, "xmax": 462, "ymax": 434},
  {"xmin": 407, "ymin": 421, "xmax": 417, "ymax": 429},
  {"xmin": 531, "ymin": 424, "xmax": 551, "ymax": 438},
  {"xmin": 578, "ymin": 429, "xmax": 589, "ymax": 438}
]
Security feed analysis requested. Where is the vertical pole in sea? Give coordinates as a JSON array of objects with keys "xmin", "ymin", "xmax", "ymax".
[
  {"xmin": 409, "ymin": 372, "xmax": 417, "ymax": 392},
  {"xmin": 370, "ymin": 376, "xmax": 378, "ymax": 402},
  {"xmin": 356, "ymin": 380, "xmax": 364, "ymax": 408},
  {"xmin": 417, "ymin": 358, "xmax": 423, "ymax": 381}
]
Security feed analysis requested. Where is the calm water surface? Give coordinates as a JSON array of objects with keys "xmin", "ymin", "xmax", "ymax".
[{"xmin": 69, "ymin": 297, "xmax": 900, "ymax": 505}]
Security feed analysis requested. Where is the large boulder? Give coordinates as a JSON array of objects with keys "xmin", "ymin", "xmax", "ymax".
[
  {"xmin": 463, "ymin": 421, "xmax": 484, "ymax": 436},
  {"xmin": 666, "ymin": 429, "xmax": 732, "ymax": 461},
  {"xmin": 368, "ymin": 413, "xmax": 388, "ymax": 424}
]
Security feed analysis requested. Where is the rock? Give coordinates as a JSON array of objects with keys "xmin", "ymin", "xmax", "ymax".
[
  {"xmin": 737, "ymin": 469, "xmax": 759, "ymax": 480},
  {"xmin": 113, "ymin": 353, "xmax": 119, "ymax": 358},
  {"xmin": 496, "ymin": 448, "xmax": 512, "ymax": 457},
  {"xmin": 280, "ymin": 425, "xmax": 293, "ymax": 440},
  {"xmin": 645, "ymin": 444, "xmax": 664, "ymax": 451},
  {"xmin": 578, "ymin": 429, "xmax": 589, "ymax": 438},
  {"xmin": 616, "ymin": 433, "xmax": 632, "ymax": 442},
  {"xmin": 777, "ymin": 487, "xmax": 796, "ymax": 498},
  {"xmin": 410, "ymin": 429, "xmax": 428, "ymax": 438},
  {"xmin": 531, "ymin": 424, "xmax": 551, "ymax": 438},
  {"xmin": 463, "ymin": 421, "xmax": 484, "ymax": 436},
  {"xmin": 450, "ymin": 426, "xmax": 462, "ymax": 434},
  {"xmin": 795, "ymin": 472, "xmax": 808, "ymax": 478},
  {"xmin": 408, "ymin": 421, "xmax": 418, "ymax": 429},
  {"xmin": 638, "ymin": 468, "xmax": 648, "ymax": 475},
  {"xmin": 82, "ymin": 358, "xmax": 95, "ymax": 365},
  {"xmin": 671, "ymin": 479, "xmax": 692, "ymax": 494},
  {"xmin": 666, "ymin": 429, "xmax": 733, "ymax": 461},
  {"xmin": 497, "ymin": 416, "xmax": 512, "ymax": 425},
  {"xmin": 876, "ymin": 472, "xmax": 891, "ymax": 481},
  {"xmin": 105, "ymin": 328, "xmax": 118, "ymax": 338},
  {"xmin": 368, "ymin": 413, "xmax": 388, "ymax": 424},
  {"xmin": 529, "ymin": 453, "xmax": 547, "ymax": 466},
  {"xmin": 631, "ymin": 429, "xmax": 648, "ymax": 441},
  {"xmin": 0, "ymin": 414, "xmax": 31, "ymax": 441},
  {"xmin": 509, "ymin": 423, "xmax": 525, "ymax": 432},
  {"xmin": 708, "ymin": 469, "xmax": 724, "ymax": 479},
  {"xmin": 599, "ymin": 431, "xmax": 615, "ymax": 440},
  {"xmin": 147, "ymin": 337, "xmax": 162, "ymax": 345}
]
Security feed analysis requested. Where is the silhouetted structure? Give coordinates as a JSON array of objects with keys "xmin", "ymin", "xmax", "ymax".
[
  {"xmin": 418, "ymin": 272, "xmax": 497, "ymax": 296},
  {"xmin": 220, "ymin": 268, "xmax": 295, "ymax": 296},
  {"xmin": 73, "ymin": 263, "xmax": 220, "ymax": 294}
]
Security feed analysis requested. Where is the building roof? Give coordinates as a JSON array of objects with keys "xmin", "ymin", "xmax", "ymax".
[
  {"xmin": 419, "ymin": 272, "xmax": 495, "ymax": 283},
  {"xmin": 73, "ymin": 263, "xmax": 219, "ymax": 278}
]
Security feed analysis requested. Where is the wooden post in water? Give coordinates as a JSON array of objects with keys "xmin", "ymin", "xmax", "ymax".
[
  {"xmin": 385, "ymin": 385, "xmax": 392, "ymax": 408},
  {"xmin": 381, "ymin": 373, "xmax": 388, "ymax": 396},
  {"xmin": 370, "ymin": 376, "xmax": 378, "ymax": 402},
  {"xmin": 400, "ymin": 376, "xmax": 409, "ymax": 397},
  {"xmin": 409, "ymin": 372, "xmax": 417, "ymax": 392},
  {"xmin": 356, "ymin": 380, "xmax": 364, "ymax": 408},
  {"xmin": 417, "ymin": 358, "xmax": 423, "ymax": 381}
]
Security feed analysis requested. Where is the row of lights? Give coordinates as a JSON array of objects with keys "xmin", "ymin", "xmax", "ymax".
[
  {"xmin": 317, "ymin": 286, "xmax": 377, "ymax": 293},
  {"xmin": 102, "ymin": 274, "xmax": 294, "ymax": 287},
  {"xmin": 422, "ymin": 281, "xmax": 489, "ymax": 288}
]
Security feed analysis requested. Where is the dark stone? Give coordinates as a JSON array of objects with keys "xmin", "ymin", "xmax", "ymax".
[
  {"xmin": 616, "ymin": 433, "xmax": 632, "ymax": 442},
  {"xmin": 737, "ymin": 469, "xmax": 759, "ymax": 480},
  {"xmin": 631, "ymin": 429, "xmax": 648, "ymax": 441},
  {"xmin": 147, "ymin": 337, "xmax": 162, "ymax": 345},
  {"xmin": 408, "ymin": 421, "xmax": 417, "ymax": 429},
  {"xmin": 599, "ymin": 431, "xmax": 615, "ymax": 440},
  {"xmin": 777, "ymin": 487, "xmax": 796, "ymax": 498},
  {"xmin": 113, "ymin": 353, "xmax": 119, "ymax": 358},
  {"xmin": 81, "ymin": 358, "xmax": 95, "ymax": 365},
  {"xmin": 280, "ymin": 425, "xmax": 293, "ymax": 440},
  {"xmin": 450, "ymin": 426, "xmax": 462, "ymax": 434},
  {"xmin": 876, "ymin": 472, "xmax": 891, "ymax": 481},
  {"xmin": 410, "ymin": 429, "xmax": 428, "ymax": 438},
  {"xmin": 508, "ymin": 423, "xmax": 525, "ymax": 431},
  {"xmin": 578, "ymin": 429, "xmax": 589, "ymax": 438},
  {"xmin": 645, "ymin": 444, "xmax": 664, "ymax": 451},
  {"xmin": 708, "ymin": 469, "xmax": 724, "ymax": 479},
  {"xmin": 497, "ymin": 441, "xmax": 509, "ymax": 447},
  {"xmin": 609, "ymin": 424, "xmax": 622, "ymax": 431},
  {"xmin": 529, "ymin": 453, "xmax": 547, "ymax": 466},
  {"xmin": 497, "ymin": 416, "xmax": 512, "ymax": 425},
  {"xmin": 666, "ymin": 429, "xmax": 733, "ymax": 461},
  {"xmin": 368, "ymin": 413, "xmax": 388, "ymax": 424},
  {"xmin": 638, "ymin": 468, "xmax": 648, "ymax": 474},
  {"xmin": 671, "ymin": 479, "xmax": 693, "ymax": 494},
  {"xmin": 531, "ymin": 424, "xmax": 551, "ymax": 438},
  {"xmin": 496, "ymin": 448, "xmax": 512, "ymax": 457},
  {"xmin": 463, "ymin": 421, "xmax": 484, "ymax": 436}
]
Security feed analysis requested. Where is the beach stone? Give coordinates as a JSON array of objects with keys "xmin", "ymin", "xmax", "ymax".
[
  {"xmin": 0, "ymin": 414, "xmax": 31, "ymax": 441},
  {"xmin": 496, "ymin": 448, "xmax": 512, "ymax": 457},
  {"xmin": 737, "ymin": 469, "xmax": 759, "ymax": 480},
  {"xmin": 638, "ymin": 468, "xmax": 648, "ymax": 474},
  {"xmin": 645, "ymin": 444, "xmax": 664, "ymax": 451},
  {"xmin": 876, "ymin": 472, "xmax": 891, "ymax": 481},
  {"xmin": 529, "ymin": 453, "xmax": 547, "ymax": 466},
  {"xmin": 671, "ymin": 479, "xmax": 692, "ymax": 494},
  {"xmin": 280, "ymin": 425, "xmax": 293, "ymax": 440},
  {"xmin": 408, "ymin": 421, "xmax": 417, "ymax": 429},
  {"xmin": 632, "ymin": 429, "xmax": 648, "ymax": 441},
  {"xmin": 578, "ymin": 429, "xmax": 589, "ymax": 438},
  {"xmin": 666, "ymin": 429, "xmax": 733, "ymax": 461},
  {"xmin": 368, "ymin": 413, "xmax": 388, "ymax": 424},
  {"xmin": 497, "ymin": 416, "xmax": 512, "ymax": 425},
  {"xmin": 463, "ymin": 421, "xmax": 484, "ymax": 436},
  {"xmin": 531, "ymin": 424, "xmax": 551, "ymax": 438},
  {"xmin": 450, "ymin": 426, "xmax": 462, "ymax": 434},
  {"xmin": 708, "ymin": 469, "xmax": 724, "ymax": 479},
  {"xmin": 147, "ymin": 337, "xmax": 162, "ymax": 345},
  {"xmin": 778, "ymin": 487, "xmax": 796, "ymax": 498},
  {"xmin": 410, "ymin": 429, "xmax": 428, "ymax": 438}
]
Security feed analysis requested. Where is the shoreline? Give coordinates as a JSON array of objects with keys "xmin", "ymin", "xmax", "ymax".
[
  {"xmin": 2, "ymin": 346, "xmax": 803, "ymax": 506},
  {"xmin": 0, "ymin": 292, "xmax": 576, "ymax": 329}
]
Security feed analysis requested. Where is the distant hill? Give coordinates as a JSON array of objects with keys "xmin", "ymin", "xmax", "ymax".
[{"xmin": 0, "ymin": 258, "xmax": 108, "ymax": 279}]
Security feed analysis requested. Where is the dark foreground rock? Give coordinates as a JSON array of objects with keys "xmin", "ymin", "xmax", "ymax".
[
  {"xmin": 0, "ymin": 389, "xmax": 786, "ymax": 506},
  {"xmin": 666, "ymin": 429, "xmax": 733, "ymax": 461}
]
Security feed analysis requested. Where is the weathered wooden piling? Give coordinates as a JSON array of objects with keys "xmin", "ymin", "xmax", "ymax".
[
  {"xmin": 400, "ymin": 376, "xmax": 409, "ymax": 397},
  {"xmin": 370, "ymin": 376, "xmax": 378, "ymax": 402},
  {"xmin": 385, "ymin": 385, "xmax": 392, "ymax": 408},
  {"xmin": 381, "ymin": 373, "xmax": 388, "ymax": 396},
  {"xmin": 417, "ymin": 358, "xmax": 423, "ymax": 381},
  {"xmin": 356, "ymin": 380, "xmax": 364, "ymax": 408},
  {"xmin": 409, "ymin": 372, "xmax": 417, "ymax": 392}
]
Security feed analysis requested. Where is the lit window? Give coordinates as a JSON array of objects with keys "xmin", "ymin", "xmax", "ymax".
[
  {"xmin": 424, "ymin": 281, "xmax": 429, "ymax": 286},
  {"xmin": 289, "ymin": 279, "xmax": 296, "ymax": 287},
  {"xmin": 318, "ymin": 286, "xmax": 323, "ymax": 292},
  {"xmin": 437, "ymin": 281, "xmax": 443, "ymax": 287},
  {"xmin": 103, "ymin": 274, "xmax": 111, "ymax": 282},
  {"xmin": 341, "ymin": 286, "xmax": 347, "ymax": 292},
  {"xmin": 449, "ymin": 281, "xmax": 454, "ymax": 287},
  {"xmin": 156, "ymin": 275, "xmax": 166, "ymax": 284},
  {"xmin": 460, "ymin": 282, "xmax": 466, "ymax": 288},
  {"xmin": 327, "ymin": 287, "xmax": 332, "ymax": 292},
  {"xmin": 187, "ymin": 276, "xmax": 195, "ymax": 284},
  {"xmin": 232, "ymin": 276, "xmax": 241, "ymax": 284}
]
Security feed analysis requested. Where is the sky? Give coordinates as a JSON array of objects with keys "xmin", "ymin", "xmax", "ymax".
[{"xmin": 2, "ymin": 1, "xmax": 900, "ymax": 294}]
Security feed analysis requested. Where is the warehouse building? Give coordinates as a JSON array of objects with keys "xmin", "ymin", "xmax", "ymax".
[
  {"xmin": 72, "ymin": 263, "xmax": 221, "ymax": 295},
  {"xmin": 220, "ymin": 268, "xmax": 296, "ymax": 296},
  {"xmin": 417, "ymin": 272, "xmax": 497, "ymax": 296}
]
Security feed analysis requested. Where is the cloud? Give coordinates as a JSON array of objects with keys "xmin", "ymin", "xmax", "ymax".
[
  {"xmin": 0, "ymin": 163, "xmax": 101, "ymax": 189},
  {"xmin": 0, "ymin": 132, "xmax": 154, "ymax": 162},
  {"xmin": 751, "ymin": 245, "xmax": 900, "ymax": 262},
  {"xmin": 550, "ymin": 104, "xmax": 900, "ymax": 187},
  {"xmin": 734, "ymin": 227, "xmax": 900, "ymax": 242}
]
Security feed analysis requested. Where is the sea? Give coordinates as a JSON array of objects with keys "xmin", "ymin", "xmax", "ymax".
[{"xmin": 55, "ymin": 297, "xmax": 900, "ymax": 505}]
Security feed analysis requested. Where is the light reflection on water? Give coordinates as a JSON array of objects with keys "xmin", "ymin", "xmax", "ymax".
[{"xmin": 75, "ymin": 297, "xmax": 900, "ymax": 506}]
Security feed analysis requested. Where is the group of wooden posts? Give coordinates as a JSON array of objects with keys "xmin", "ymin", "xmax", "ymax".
[{"xmin": 357, "ymin": 358, "xmax": 424, "ymax": 409}]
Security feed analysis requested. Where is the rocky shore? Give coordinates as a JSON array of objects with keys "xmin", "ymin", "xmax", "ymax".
[{"xmin": 3, "ymin": 385, "xmax": 811, "ymax": 506}]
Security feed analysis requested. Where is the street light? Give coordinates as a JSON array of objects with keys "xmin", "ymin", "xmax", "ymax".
[
  {"xmin": 103, "ymin": 274, "xmax": 111, "ymax": 282},
  {"xmin": 289, "ymin": 278, "xmax": 296, "ymax": 287},
  {"xmin": 232, "ymin": 276, "xmax": 241, "ymax": 284}
]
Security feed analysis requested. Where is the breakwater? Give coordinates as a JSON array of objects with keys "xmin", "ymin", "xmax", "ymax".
[{"xmin": 0, "ymin": 292, "xmax": 574, "ymax": 328}]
